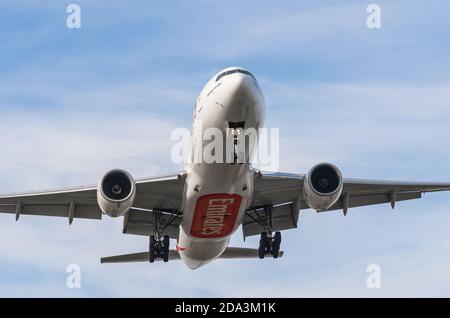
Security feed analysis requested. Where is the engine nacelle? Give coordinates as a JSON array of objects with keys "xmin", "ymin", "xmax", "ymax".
[
  {"xmin": 97, "ymin": 169, "xmax": 136, "ymax": 217},
  {"xmin": 304, "ymin": 163, "xmax": 343, "ymax": 211}
]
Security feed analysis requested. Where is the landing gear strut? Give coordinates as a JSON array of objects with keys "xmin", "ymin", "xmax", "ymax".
[{"xmin": 246, "ymin": 205, "xmax": 283, "ymax": 259}]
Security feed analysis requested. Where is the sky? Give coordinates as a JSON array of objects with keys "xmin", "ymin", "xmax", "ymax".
[{"xmin": 0, "ymin": 0, "xmax": 450, "ymax": 297}]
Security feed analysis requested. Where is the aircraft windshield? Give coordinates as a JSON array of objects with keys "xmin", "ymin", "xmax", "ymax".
[{"xmin": 216, "ymin": 69, "xmax": 256, "ymax": 82}]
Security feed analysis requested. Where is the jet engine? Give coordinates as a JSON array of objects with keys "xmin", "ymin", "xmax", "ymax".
[
  {"xmin": 97, "ymin": 169, "xmax": 136, "ymax": 217},
  {"xmin": 303, "ymin": 163, "xmax": 343, "ymax": 211}
]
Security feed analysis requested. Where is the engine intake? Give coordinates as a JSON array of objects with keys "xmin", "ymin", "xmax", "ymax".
[
  {"xmin": 97, "ymin": 169, "xmax": 136, "ymax": 217},
  {"xmin": 304, "ymin": 163, "xmax": 343, "ymax": 211}
]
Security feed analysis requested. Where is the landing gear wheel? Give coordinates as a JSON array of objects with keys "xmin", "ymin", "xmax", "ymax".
[
  {"xmin": 149, "ymin": 235, "xmax": 156, "ymax": 263},
  {"xmin": 261, "ymin": 232, "xmax": 268, "ymax": 244},
  {"xmin": 163, "ymin": 235, "xmax": 170, "ymax": 263},
  {"xmin": 258, "ymin": 232, "xmax": 269, "ymax": 259},
  {"xmin": 258, "ymin": 231, "xmax": 282, "ymax": 259},
  {"xmin": 274, "ymin": 231, "xmax": 281, "ymax": 244},
  {"xmin": 258, "ymin": 246, "xmax": 265, "ymax": 259},
  {"xmin": 272, "ymin": 231, "xmax": 281, "ymax": 259}
]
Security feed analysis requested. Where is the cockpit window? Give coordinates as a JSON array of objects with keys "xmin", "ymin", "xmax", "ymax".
[
  {"xmin": 238, "ymin": 70, "xmax": 256, "ymax": 81},
  {"xmin": 216, "ymin": 69, "xmax": 256, "ymax": 82}
]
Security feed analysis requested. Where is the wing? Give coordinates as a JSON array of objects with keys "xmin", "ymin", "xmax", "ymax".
[
  {"xmin": 0, "ymin": 173, "xmax": 186, "ymax": 228},
  {"xmin": 242, "ymin": 171, "xmax": 450, "ymax": 238}
]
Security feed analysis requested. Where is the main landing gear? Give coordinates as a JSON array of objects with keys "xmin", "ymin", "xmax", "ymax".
[
  {"xmin": 246, "ymin": 205, "xmax": 283, "ymax": 259},
  {"xmin": 148, "ymin": 208, "xmax": 182, "ymax": 263},
  {"xmin": 149, "ymin": 235, "xmax": 170, "ymax": 263},
  {"xmin": 258, "ymin": 231, "xmax": 281, "ymax": 259}
]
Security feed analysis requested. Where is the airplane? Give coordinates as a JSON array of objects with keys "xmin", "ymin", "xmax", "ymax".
[{"xmin": 1, "ymin": 66, "xmax": 450, "ymax": 270}]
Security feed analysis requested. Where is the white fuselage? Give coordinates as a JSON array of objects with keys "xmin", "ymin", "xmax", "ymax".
[{"xmin": 177, "ymin": 67, "xmax": 265, "ymax": 269}]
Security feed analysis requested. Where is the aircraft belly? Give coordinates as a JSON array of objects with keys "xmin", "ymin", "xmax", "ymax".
[{"xmin": 177, "ymin": 163, "xmax": 254, "ymax": 269}]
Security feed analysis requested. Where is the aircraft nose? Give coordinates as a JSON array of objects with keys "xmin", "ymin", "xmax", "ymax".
[
  {"xmin": 223, "ymin": 73, "xmax": 258, "ymax": 119},
  {"xmin": 204, "ymin": 70, "xmax": 263, "ymax": 128},
  {"xmin": 227, "ymin": 73, "xmax": 255, "ymax": 100}
]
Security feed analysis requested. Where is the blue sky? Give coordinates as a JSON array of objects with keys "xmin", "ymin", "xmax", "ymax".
[{"xmin": 1, "ymin": 0, "xmax": 450, "ymax": 297}]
